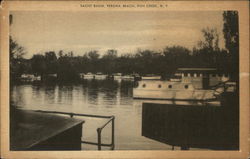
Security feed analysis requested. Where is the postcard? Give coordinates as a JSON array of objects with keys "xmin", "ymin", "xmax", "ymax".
[{"xmin": 0, "ymin": 0, "xmax": 249, "ymax": 158}]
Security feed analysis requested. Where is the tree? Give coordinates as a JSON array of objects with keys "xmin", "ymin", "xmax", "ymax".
[
  {"xmin": 102, "ymin": 49, "xmax": 118, "ymax": 74},
  {"xmin": 10, "ymin": 37, "xmax": 26, "ymax": 60},
  {"xmin": 57, "ymin": 52, "xmax": 79, "ymax": 82},
  {"xmin": 86, "ymin": 50, "xmax": 100, "ymax": 73},
  {"xmin": 9, "ymin": 36, "xmax": 26, "ymax": 80},
  {"xmin": 223, "ymin": 11, "xmax": 239, "ymax": 82},
  {"xmin": 163, "ymin": 46, "xmax": 191, "ymax": 75},
  {"xmin": 45, "ymin": 51, "xmax": 58, "ymax": 74},
  {"xmin": 194, "ymin": 27, "xmax": 221, "ymax": 67},
  {"xmin": 87, "ymin": 50, "xmax": 100, "ymax": 60},
  {"xmin": 31, "ymin": 54, "xmax": 46, "ymax": 77},
  {"xmin": 198, "ymin": 27, "xmax": 219, "ymax": 51}
]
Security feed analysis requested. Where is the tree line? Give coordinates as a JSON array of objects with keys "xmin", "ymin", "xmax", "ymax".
[{"xmin": 10, "ymin": 11, "xmax": 239, "ymax": 82}]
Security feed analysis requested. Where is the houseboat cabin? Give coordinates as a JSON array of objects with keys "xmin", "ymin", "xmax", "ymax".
[
  {"xmin": 133, "ymin": 68, "xmax": 232, "ymax": 101},
  {"xmin": 175, "ymin": 68, "xmax": 230, "ymax": 89},
  {"xmin": 133, "ymin": 80, "xmax": 216, "ymax": 101}
]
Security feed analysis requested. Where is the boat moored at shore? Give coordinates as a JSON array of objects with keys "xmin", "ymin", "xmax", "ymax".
[
  {"xmin": 83, "ymin": 72, "xmax": 95, "ymax": 79},
  {"xmin": 95, "ymin": 72, "xmax": 108, "ymax": 80},
  {"xmin": 133, "ymin": 68, "xmax": 235, "ymax": 101},
  {"xmin": 141, "ymin": 74, "xmax": 161, "ymax": 80},
  {"xmin": 133, "ymin": 80, "xmax": 217, "ymax": 101}
]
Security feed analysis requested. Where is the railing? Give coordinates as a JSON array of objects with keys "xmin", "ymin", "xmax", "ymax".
[{"xmin": 35, "ymin": 110, "xmax": 115, "ymax": 150}]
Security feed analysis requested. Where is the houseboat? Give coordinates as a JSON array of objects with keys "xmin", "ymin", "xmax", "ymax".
[
  {"xmin": 133, "ymin": 80, "xmax": 217, "ymax": 101},
  {"xmin": 175, "ymin": 68, "xmax": 230, "ymax": 89},
  {"xmin": 141, "ymin": 74, "xmax": 161, "ymax": 80},
  {"xmin": 84, "ymin": 72, "xmax": 95, "ymax": 79},
  {"xmin": 133, "ymin": 68, "xmax": 232, "ymax": 101},
  {"xmin": 95, "ymin": 72, "xmax": 107, "ymax": 80}
]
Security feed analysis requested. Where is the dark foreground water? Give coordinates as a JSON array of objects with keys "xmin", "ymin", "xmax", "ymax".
[{"xmin": 11, "ymin": 79, "xmax": 211, "ymax": 150}]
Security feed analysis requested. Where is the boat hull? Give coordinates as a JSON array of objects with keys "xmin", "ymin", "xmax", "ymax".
[
  {"xmin": 122, "ymin": 76, "xmax": 134, "ymax": 80},
  {"xmin": 141, "ymin": 76, "xmax": 161, "ymax": 80},
  {"xmin": 84, "ymin": 75, "xmax": 95, "ymax": 79},
  {"xmin": 133, "ymin": 89, "xmax": 216, "ymax": 101},
  {"xmin": 95, "ymin": 75, "xmax": 107, "ymax": 80},
  {"xmin": 114, "ymin": 76, "xmax": 122, "ymax": 80}
]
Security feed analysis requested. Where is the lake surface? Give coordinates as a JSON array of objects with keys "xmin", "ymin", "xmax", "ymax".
[{"xmin": 10, "ymin": 79, "xmax": 212, "ymax": 150}]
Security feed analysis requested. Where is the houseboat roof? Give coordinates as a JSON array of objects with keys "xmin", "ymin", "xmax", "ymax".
[
  {"xmin": 177, "ymin": 68, "xmax": 217, "ymax": 73},
  {"xmin": 178, "ymin": 68, "xmax": 217, "ymax": 71}
]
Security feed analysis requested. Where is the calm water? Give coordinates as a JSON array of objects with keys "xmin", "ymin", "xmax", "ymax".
[{"xmin": 10, "ymin": 79, "xmax": 211, "ymax": 150}]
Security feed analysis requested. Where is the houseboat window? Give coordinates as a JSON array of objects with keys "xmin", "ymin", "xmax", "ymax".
[
  {"xmin": 184, "ymin": 73, "xmax": 188, "ymax": 77},
  {"xmin": 168, "ymin": 85, "xmax": 172, "ymax": 89},
  {"xmin": 184, "ymin": 85, "xmax": 188, "ymax": 89},
  {"xmin": 218, "ymin": 73, "xmax": 222, "ymax": 77},
  {"xmin": 158, "ymin": 84, "xmax": 161, "ymax": 88},
  {"xmin": 197, "ymin": 73, "xmax": 200, "ymax": 77},
  {"xmin": 190, "ymin": 73, "xmax": 194, "ymax": 77},
  {"xmin": 142, "ymin": 84, "xmax": 146, "ymax": 88},
  {"xmin": 212, "ymin": 74, "xmax": 216, "ymax": 77}
]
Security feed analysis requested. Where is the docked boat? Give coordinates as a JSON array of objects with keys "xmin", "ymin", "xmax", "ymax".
[
  {"xmin": 132, "ymin": 73, "xmax": 141, "ymax": 80},
  {"xmin": 79, "ymin": 73, "xmax": 85, "ymax": 79},
  {"xmin": 122, "ymin": 75, "xmax": 134, "ymax": 80},
  {"xmin": 95, "ymin": 72, "xmax": 107, "ymax": 80},
  {"xmin": 84, "ymin": 72, "xmax": 95, "ymax": 79},
  {"xmin": 141, "ymin": 74, "xmax": 161, "ymax": 80},
  {"xmin": 133, "ymin": 68, "xmax": 234, "ymax": 101},
  {"xmin": 133, "ymin": 80, "xmax": 217, "ymax": 101},
  {"xmin": 20, "ymin": 74, "xmax": 41, "ymax": 82},
  {"xmin": 113, "ymin": 73, "xmax": 122, "ymax": 80}
]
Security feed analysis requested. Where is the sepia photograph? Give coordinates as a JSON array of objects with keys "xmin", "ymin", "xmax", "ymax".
[{"xmin": 1, "ymin": 1, "xmax": 249, "ymax": 159}]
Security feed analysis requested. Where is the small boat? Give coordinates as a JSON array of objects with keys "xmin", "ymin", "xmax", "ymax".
[
  {"xmin": 95, "ymin": 72, "xmax": 107, "ymax": 80},
  {"xmin": 141, "ymin": 74, "xmax": 161, "ymax": 80},
  {"xmin": 113, "ymin": 73, "xmax": 122, "ymax": 80},
  {"xmin": 20, "ymin": 74, "xmax": 41, "ymax": 82},
  {"xmin": 122, "ymin": 75, "xmax": 134, "ymax": 80},
  {"xmin": 84, "ymin": 72, "xmax": 95, "ymax": 79},
  {"xmin": 79, "ymin": 73, "xmax": 85, "ymax": 79},
  {"xmin": 132, "ymin": 73, "xmax": 141, "ymax": 80},
  {"xmin": 133, "ymin": 80, "xmax": 218, "ymax": 101}
]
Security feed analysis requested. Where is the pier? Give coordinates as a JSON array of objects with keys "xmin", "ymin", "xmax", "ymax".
[
  {"xmin": 142, "ymin": 93, "xmax": 239, "ymax": 150},
  {"xmin": 10, "ymin": 109, "xmax": 84, "ymax": 150}
]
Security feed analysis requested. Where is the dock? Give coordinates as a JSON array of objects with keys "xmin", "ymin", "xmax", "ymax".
[
  {"xmin": 10, "ymin": 109, "xmax": 85, "ymax": 150},
  {"xmin": 142, "ymin": 93, "xmax": 239, "ymax": 150}
]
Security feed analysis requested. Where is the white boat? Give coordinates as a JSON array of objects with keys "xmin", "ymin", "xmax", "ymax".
[
  {"xmin": 79, "ymin": 73, "xmax": 85, "ymax": 79},
  {"xmin": 33, "ymin": 76, "xmax": 41, "ymax": 81},
  {"xmin": 141, "ymin": 74, "xmax": 161, "ymax": 80},
  {"xmin": 84, "ymin": 72, "xmax": 95, "ymax": 79},
  {"xmin": 133, "ymin": 80, "xmax": 217, "ymax": 101},
  {"xmin": 20, "ymin": 74, "xmax": 41, "ymax": 82},
  {"xmin": 113, "ymin": 73, "xmax": 122, "ymax": 80},
  {"xmin": 170, "ymin": 78, "xmax": 181, "ymax": 82},
  {"xmin": 95, "ymin": 72, "xmax": 107, "ymax": 80},
  {"xmin": 122, "ymin": 75, "xmax": 134, "ymax": 80},
  {"xmin": 133, "ymin": 68, "xmax": 236, "ymax": 101}
]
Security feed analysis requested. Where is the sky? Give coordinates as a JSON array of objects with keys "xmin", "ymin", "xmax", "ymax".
[{"xmin": 10, "ymin": 11, "xmax": 225, "ymax": 58}]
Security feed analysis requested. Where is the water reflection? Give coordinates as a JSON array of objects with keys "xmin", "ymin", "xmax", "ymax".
[{"xmin": 10, "ymin": 79, "xmax": 218, "ymax": 150}]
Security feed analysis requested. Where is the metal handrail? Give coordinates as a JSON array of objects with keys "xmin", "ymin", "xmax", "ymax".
[{"xmin": 35, "ymin": 110, "xmax": 115, "ymax": 150}]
